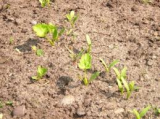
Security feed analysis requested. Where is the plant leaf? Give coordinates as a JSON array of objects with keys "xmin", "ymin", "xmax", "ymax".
[
  {"xmin": 33, "ymin": 23, "xmax": 49, "ymax": 37},
  {"xmin": 100, "ymin": 58, "xmax": 108, "ymax": 72},
  {"xmin": 78, "ymin": 53, "xmax": 92, "ymax": 70},
  {"xmin": 113, "ymin": 67, "xmax": 121, "ymax": 80},
  {"xmin": 83, "ymin": 77, "xmax": 88, "ymax": 86},
  {"xmin": 121, "ymin": 77, "xmax": 130, "ymax": 99},
  {"xmin": 36, "ymin": 49, "xmax": 44, "ymax": 56},
  {"xmin": 86, "ymin": 34, "xmax": 91, "ymax": 45},
  {"xmin": 89, "ymin": 72, "xmax": 100, "ymax": 83},
  {"xmin": 129, "ymin": 81, "xmax": 135, "ymax": 92},
  {"xmin": 121, "ymin": 67, "xmax": 127, "ymax": 79},
  {"xmin": 139, "ymin": 105, "xmax": 151, "ymax": 118},
  {"xmin": 108, "ymin": 60, "xmax": 119, "ymax": 69},
  {"xmin": 37, "ymin": 66, "xmax": 48, "ymax": 78},
  {"xmin": 53, "ymin": 27, "xmax": 58, "ymax": 40},
  {"xmin": 116, "ymin": 78, "xmax": 123, "ymax": 94},
  {"xmin": 131, "ymin": 109, "xmax": 141, "ymax": 119}
]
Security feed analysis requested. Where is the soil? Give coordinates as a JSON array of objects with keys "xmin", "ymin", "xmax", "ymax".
[{"xmin": 0, "ymin": 0, "xmax": 160, "ymax": 119}]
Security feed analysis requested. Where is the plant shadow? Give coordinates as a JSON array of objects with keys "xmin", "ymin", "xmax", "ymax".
[{"xmin": 14, "ymin": 38, "xmax": 39, "ymax": 52}]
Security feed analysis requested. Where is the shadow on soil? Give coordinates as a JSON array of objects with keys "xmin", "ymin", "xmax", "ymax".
[{"xmin": 14, "ymin": 39, "xmax": 39, "ymax": 52}]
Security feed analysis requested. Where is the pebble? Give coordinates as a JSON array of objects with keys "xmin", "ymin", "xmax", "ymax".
[
  {"xmin": 61, "ymin": 95, "xmax": 75, "ymax": 106},
  {"xmin": 13, "ymin": 105, "xmax": 26, "ymax": 117},
  {"xmin": 147, "ymin": 60, "xmax": 153, "ymax": 66},
  {"xmin": 76, "ymin": 107, "xmax": 86, "ymax": 117},
  {"xmin": 31, "ymin": 20, "xmax": 37, "ymax": 25},
  {"xmin": 114, "ymin": 108, "xmax": 124, "ymax": 114}
]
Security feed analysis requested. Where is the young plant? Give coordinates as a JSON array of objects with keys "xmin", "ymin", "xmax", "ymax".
[
  {"xmin": 9, "ymin": 37, "xmax": 14, "ymax": 44},
  {"xmin": 33, "ymin": 23, "xmax": 65, "ymax": 46},
  {"xmin": 152, "ymin": 106, "xmax": 160, "ymax": 116},
  {"xmin": 32, "ymin": 66, "xmax": 48, "ymax": 80},
  {"xmin": 66, "ymin": 11, "xmax": 78, "ymax": 28},
  {"xmin": 142, "ymin": 0, "xmax": 152, "ymax": 4},
  {"xmin": 100, "ymin": 58, "xmax": 119, "ymax": 72},
  {"xmin": 78, "ymin": 53, "xmax": 99, "ymax": 85},
  {"xmin": 86, "ymin": 34, "xmax": 91, "ymax": 53},
  {"xmin": 130, "ymin": 105, "xmax": 151, "ymax": 119},
  {"xmin": 113, "ymin": 67, "xmax": 137, "ymax": 99},
  {"xmin": 32, "ymin": 45, "xmax": 44, "ymax": 56},
  {"xmin": 66, "ymin": 11, "xmax": 78, "ymax": 37},
  {"xmin": 39, "ymin": 0, "xmax": 50, "ymax": 7}
]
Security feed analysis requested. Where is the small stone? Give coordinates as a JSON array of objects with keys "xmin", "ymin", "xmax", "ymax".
[
  {"xmin": 114, "ymin": 108, "xmax": 124, "ymax": 114},
  {"xmin": 154, "ymin": 32, "xmax": 158, "ymax": 36},
  {"xmin": 61, "ymin": 95, "xmax": 75, "ymax": 106},
  {"xmin": 76, "ymin": 107, "xmax": 86, "ymax": 117},
  {"xmin": 13, "ymin": 105, "xmax": 26, "ymax": 117},
  {"xmin": 147, "ymin": 60, "xmax": 153, "ymax": 66},
  {"xmin": 31, "ymin": 20, "xmax": 37, "ymax": 25}
]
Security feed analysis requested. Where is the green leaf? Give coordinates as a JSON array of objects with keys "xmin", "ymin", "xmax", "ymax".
[
  {"xmin": 86, "ymin": 34, "xmax": 91, "ymax": 45},
  {"xmin": 113, "ymin": 67, "xmax": 121, "ymax": 80},
  {"xmin": 121, "ymin": 77, "xmax": 130, "ymax": 99},
  {"xmin": 73, "ymin": 15, "xmax": 78, "ymax": 24},
  {"xmin": 132, "ymin": 109, "xmax": 141, "ymax": 119},
  {"xmin": 70, "ymin": 11, "xmax": 75, "ymax": 20},
  {"xmin": 116, "ymin": 78, "xmax": 123, "ymax": 94},
  {"xmin": 32, "ymin": 45, "xmax": 37, "ymax": 51},
  {"xmin": 37, "ymin": 66, "xmax": 48, "ymax": 78},
  {"xmin": 59, "ymin": 28, "xmax": 65, "ymax": 36},
  {"xmin": 6, "ymin": 101, "xmax": 13, "ymax": 106},
  {"xmin": 129, "ymin": 81, "xmax": 135, "ymax": 92},
  {"xmin": 53, "ymin": 27, "xmax": 58, "ymax": 40},
  {"xmin": 100, "ymin": 58, "xmax": 108, "ymax": 72},
  {"xmin": 83, "ymin": 77, "xmax": 88, "ymax": 86},
  {"xmin": 78, "ymin": 53, "xmax": 92, "ymax": 70},
  {"xmin": 139, "ymin": 105, "xmax": 151, "ymax": 118},
  {"xmin": 36, "ymin": 49, "xmax": 44, "ymax": 56},
  {"xmin": 33, "ymin": 23, "xmax": 49, "ymax": 37},
  {"xmin": 108, "ymin": 60, "xmax": 119, "ymax": 69},
  {"xmin": 0, "ymin": 102, "xmax": 3, "ymax": 108},
  {"xmin": 89, "ymin": 72, "xmax": 100, "ymax": 83},
  {"xmin": 39, "ymin": 0, "xmax": 50, "ymax": 7},
  {"xmin": 121, "ymin": 67, "xmax": 127, "ymax": 79},
  {"xmin": 32, "ymin": 76, "xmax": 38, "ymax": 80}
]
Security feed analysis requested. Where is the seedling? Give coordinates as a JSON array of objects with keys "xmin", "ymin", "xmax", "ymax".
[
  {"xmin": 33, "ymin": 23, "xmax": 65, "ymax": 46},
  {"xmin": 113, "ymin": 67, "xmax": 137, "ymax": 99},
  {"xmin": 86, "ymin": 34, "xmax": 91, "ymax": 53},
  {"xmin": 78, "ymin": 53, "xmax": 99, "ymax": 85},
  {"xmin": 32, "ymin": 45, "xmax": 44, "ymax": 56},
  {"xmin": 66, "ymin": 11, "xmax": 78, "ymax": 28},
  {"xmin": 9, "ymin": 37, "xmax": 14, "ymax": 44},
  {"xmin": 32, "ymin": 66, "xmax": 48, "ymax": 80},
  {"xmin": 100, "ymin": 58, "xmax": 119, "ymax": 72},
  {"xmin": 66, "ymin": 11, "xmax": 78, "ymax": 38},
  {"xmin": 130, "ymin": 105, "xmax": 151, "ymax": 119},
  {"xmin": 39, "ymin": 0, "xmax": 50, "ymax": 7},
  {"xmin": 5, "ymin": 101, "xmax": 13, "ymax": 106}
]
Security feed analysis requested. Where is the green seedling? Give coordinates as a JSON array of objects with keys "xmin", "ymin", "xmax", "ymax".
[
  {"xmin": 39, "ymin": 0, "xmax": 50, "ymax": 7},
  {"xmin": 86, "ymin": 34, "xmax": 91, "ymax": 53},
  {"xmin": 66, "ymin": 11, "xmax": 78, "ymax": 28},
  {"xmin": 5, "ymin": 101, "xmax": 13, "ymax": 106},
  {"xmin": 9, "ymin": 37, "xmax": 14, "ymax": 44},
  {"xmin": 33, "ymin": 23, "xmax": 65, "ymax": 46},
  {"xmin": 113, "ymin": 67, "xmax": 137, "ymax": 99},
  {"xmin": 32, "ymin": 45, "xmax": 44, "ymax": 56},
  {"xmin": 100, "ymin": 58, "xmax": 119, "ymax": 72},
  {"xmin": 130, "ymin": 105, "xmax": 151, "ymax": 119},
  {"xmin": 32, "ymin": 66, "xmax": 48, "ymax": 80},
  {"xmin": 78, "ymin": 53, "xmax": 99, "ymax": 85}
]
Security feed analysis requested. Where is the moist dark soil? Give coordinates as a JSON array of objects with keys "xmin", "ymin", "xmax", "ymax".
[{"xmin": 0, "ymin": 0, "xmax": 160, "ymax": 119}]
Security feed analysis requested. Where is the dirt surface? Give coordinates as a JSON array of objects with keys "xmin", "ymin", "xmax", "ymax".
[{"xmin": 0, "ymin": 0, "xmax": 160, "ymax": 119}]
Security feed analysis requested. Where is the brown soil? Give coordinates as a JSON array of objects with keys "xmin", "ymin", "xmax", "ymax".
[{"xmin": 0, "ymin": 0, "xmax": 160, "ymax": 119}]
